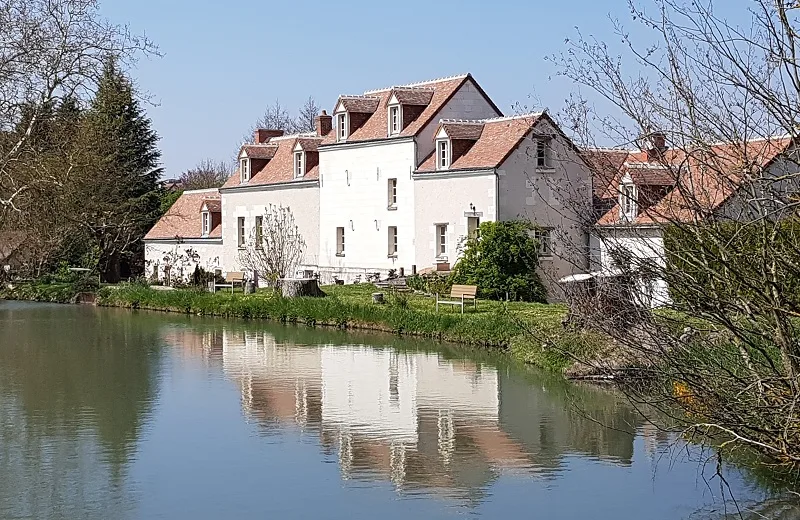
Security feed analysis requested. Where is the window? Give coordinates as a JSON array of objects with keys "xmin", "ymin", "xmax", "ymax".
[
  {"xmin": 294, "ymin": 151, "xmax": 304, "ymax": 178},
  {"xmin": 436, "ymin": 224, "xmax": 448, "ymax": 257},
  {"xmin": 388, "ymin": 105, "xmax": 400, "ymax": 135},
  {"xmin": 534, "ymin": 228, "xmax": 553, "ymax": 257},
  {"xmin": 437, "ymin": 140, "xmax": 450, "ymax": 170},
  {"xmin": 387, "ymin": 178, "xmax": 397, "ymax": 208},
  {"xmin": 240, "ymin": 158, "xmax": 250, "ymax": 183},
  {"xmin": 620, "ymin": 183, "xmax": 637, "ymax": 220},
  {"xmin": 336, "ymin": 113, "xmax": 348, "ymax": 141},
  {"xmin": 202, "ymin": 211, "xmax": 210, "ymax": 236},
  {"xmin": 336, "ymin": 227, "xmax": 345, "ymax": 256},
  {"xmin": 255, "ymin": 216, "xmax": 263, "ymax": 248},
  {"xmin": 237, "ymin": 217, "xmax": 246, "ymax": 248},
  {"xmin": 467, "ymin": 216, "xmax": 480, "ymax": 239},
  {"xmin": 388, "ymin": 226, "xmax": 398, "ymax": 257},
  {"xmin": 536, "ymin": 138, "xmax": 552, "ymax": 169}
]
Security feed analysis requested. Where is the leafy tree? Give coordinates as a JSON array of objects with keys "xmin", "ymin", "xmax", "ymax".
[
  {"xmin": 79, "ymin": 59, "xmax": 163, "ymax": 282},
  {"xmin": 238, "ymin": 205, "xmax": 306, "ymax": 287},
  {"xmin": 450, "ymin": 220, "xmax": 547, "ymax": 302}
]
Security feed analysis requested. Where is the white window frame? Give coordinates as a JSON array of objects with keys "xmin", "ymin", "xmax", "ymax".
[
  {"xmin": 388, "ymin": 105, "xmax": 401, "ymax": 135},
  {"xmin": 436, "ymin": 139, "xmax": 450, "ymax": 170},
  {"xmin": 387, "ymin": 178, "xmax": 397, "ymax": 209},
  {"xmin": 620, "ymin": 183, "xmax": 637, "ymax": 221},
  {"xmin": 336, "ymin": 113, "xmax": 348, "ymax": 142},
  {"xmin": 536, "ymin": 138, "xmax": 553, "ymax": 170},
  {"xmin": 534, "ymin": 228, "xmax": 553, "ymax": 258},
  {"xmin": 294, "ymin": 151, "xmax": 304, "ymax": 178},
  {"xmin": 436, "ymin": 223, "xmax": 448, "ymax": 258},
  {"xmin": 240, "ymin": 158, "xmax": 250, "ymax": 183},
  {"xmin": 201, "ymin": 211, "xmax": 210, "ymax": 237},
  {"xmin": 388, "ymin": 226, "xmax": 398, "ymax": 257},
  {"xmin": 336, "ymin": 226, "xmax": 345, "ymax": 256},
  {"xmin": 237, "ymin": 217, "xmax": 246, "ymax": 248}
]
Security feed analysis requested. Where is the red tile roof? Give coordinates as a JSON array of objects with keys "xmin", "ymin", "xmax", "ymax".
[
  {"xmin": 594, "ymin": 136, "xmax": 792, "ymax": 226},
  {"xmin": 242, "ymin": 144, "xmax": 278, "ymax": 160},
  {"xmin": 390, "ymin": 87, "xmax": 435, "ymax": 105},
  {"xmin": 416, "ymin": 114, "xmax": 544, "ymax": 172},
  {"xmin": 222, "ymin": 134, "xmax": 322, "ymax": 189},
  {"xmin": 202, "ymin": 199, "xmax": 221, "ymax": 213},
  {"xmin": 322, "ymin": 74, "xmax": 500, "ymax": 145},
  {"xmin": 145, "ymin": 190, "xmax": 221, "ymax": 240},
  {"xmin": 338, "ymin": 96, "xmax": 380, "ymax": 113},
  {"xmin": 440, "ymin": 121, "xmax": 484, "ymax": 140}
]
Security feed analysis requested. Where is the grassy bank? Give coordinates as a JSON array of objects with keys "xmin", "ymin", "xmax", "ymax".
[{"xmin": 90, "ymin": 283, "xmax": 603, "ymax": 371}]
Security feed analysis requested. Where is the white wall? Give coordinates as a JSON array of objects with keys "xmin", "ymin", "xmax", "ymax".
[
  {"xmin": 415, "ymin": 79, "xmax": 502, "ymax": 165},
  {"xmin": 144, "ymin": 239, "xmax": 223, "ymax": 283},
  {"xmin": 593, "ymin": 226, "xmax": 671, "ymax": 308},
  {"xmin": 318, "ymin": 140, "xmax": 416, "ymax": 283},
  {"xmin": 497, "ymin": 122, "xmax": 593, "ymax": 299},
  {"xmin": 412, "ymin": 171, "xmax": 497, "ymax": 270},
  {"xmin": 221, "ymin": 183, "xmax": 320, "ymax": 277}
]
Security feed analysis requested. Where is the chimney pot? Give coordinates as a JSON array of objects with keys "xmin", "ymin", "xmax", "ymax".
[
  {"xmin": 316, "ymin": 110, "xmax": 333, "ymax": 137},
  {"xmin": 254, "ymin": 129, "xmax": 284, "ymax": 144}
]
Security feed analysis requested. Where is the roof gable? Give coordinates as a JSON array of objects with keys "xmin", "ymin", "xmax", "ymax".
[{"xmin": 222, "ymin": 134, "xmax": 323, "ymax": 189}]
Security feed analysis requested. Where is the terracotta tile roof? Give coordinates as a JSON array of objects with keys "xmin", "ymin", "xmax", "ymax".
[
  {"xmin": 202, "ymin": 199, "xmax": 221, "ymax": 213},
  {"xmin": 222, "ymin": 134, "xmax": 322, "ymax": 189},
  {"xmin": 338, "ymin": 96, "xmax": 380, "ymax": 113},
  {"xmin": 626, "ymin": 163, "xmax": 676, "ymax": 186},
  {"xmin": 595, "ymin": 136, "xmax": 792, "ymax": 226},
  {"xmin": 241, "ymin": 144, "xmax": 278, "ymax": 160},
  {"xmin": 390, "ymin": 87, "xmax": 434, "ymax": 105},
  {"xmin": 322, "ymin": 74, "xmax": 498, "ymax": 145},
  {"xmin": 416, "ymin": 113, "xmax": 544, "ymax": 172},
  {"xmin": 145, "ymin": 189, "xmax": 221, "ymax": 240},
  {"xmin": 440, "ymin": 121, "xmax": 484, "ymax": 140}
]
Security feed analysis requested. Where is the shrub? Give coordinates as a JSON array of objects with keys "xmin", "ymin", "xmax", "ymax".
[{"xmin": 450, "ymin": 220, "xmax": 547, "ymax": 302}]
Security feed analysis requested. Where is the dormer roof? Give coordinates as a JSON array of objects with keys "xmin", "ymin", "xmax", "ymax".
[
  {"xmin": 145, "ymin": 189, "xmax": 221, "ymax": 240},
  {"xmin": 223, "ymin": 134, "xmax": 323, "ymax": 189},
  {"xmin": 322, "ymin": 74, "xmax": 502, "ymax": 145},
  {"xmin": 201, "ymin": 198, "xmax": 221, "ymax": 213},
  {"xmin": 439, "ymin": 120, "xmax": 485, "ymax": 140},
  {"xmin": 240, "ymin": 144, "xmax": 279, "ymax": 160},
  {"xmin": 389, "ymin": 87, "xmax": 434, "ymax": 106},
  {"xmin": 335, "ymin": 95, "xmax": 380, "ymax": 114}
]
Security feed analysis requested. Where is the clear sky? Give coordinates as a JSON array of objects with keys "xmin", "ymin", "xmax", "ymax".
[{"xmin": 96, "ymin": 0, "xmax": 739, "ymax": 177}]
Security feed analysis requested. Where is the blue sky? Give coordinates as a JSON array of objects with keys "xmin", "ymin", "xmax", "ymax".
[{"xmin": 98, "ymin": 0, "xmax": 744, "ymax": 177}]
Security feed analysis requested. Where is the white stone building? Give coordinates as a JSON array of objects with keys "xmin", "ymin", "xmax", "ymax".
[{"xmin": 146, "ymin": 73, "xmax": 596, "ymax": 299}]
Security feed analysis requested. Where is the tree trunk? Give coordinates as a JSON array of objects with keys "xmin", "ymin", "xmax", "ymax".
[{"xmin": 281, "ymin": 278, "xmax": 325, "ymax": 298}]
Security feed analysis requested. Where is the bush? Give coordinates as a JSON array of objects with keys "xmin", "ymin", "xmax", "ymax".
[
  {"xmin": 406, "ymin": 273, "xmax": 451, "ymax": 295},
  {"xmin": 450, "ymin": 220, "xmax": 547, "ymax": 302}
]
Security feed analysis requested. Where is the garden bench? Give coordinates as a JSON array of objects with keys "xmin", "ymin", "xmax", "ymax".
[
  {"xmin": 213, "ymin": 271, "xmax": 245, "ymax": 293},
  {"xmin": 436, "ymin": 285, "xmax": 478, "ymax": 314}
]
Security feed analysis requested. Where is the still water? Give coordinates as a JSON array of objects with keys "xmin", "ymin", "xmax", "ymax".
[{"xmin": 0, "ymin": 301, "xmax": 797, "ymax": 519}]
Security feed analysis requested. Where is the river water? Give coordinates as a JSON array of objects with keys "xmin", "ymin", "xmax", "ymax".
[{"xmin": 0, "ymin": 301, "xmax": 797, "ymax": 519}]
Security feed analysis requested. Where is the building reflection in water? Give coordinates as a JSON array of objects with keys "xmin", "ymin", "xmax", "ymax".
[{"xmin": 216, "ymin": 327, "xmax": 643, "ymax": 500}]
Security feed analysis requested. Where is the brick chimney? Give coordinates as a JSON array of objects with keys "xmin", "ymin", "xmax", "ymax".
[
  {"xmin": 646, "ymin": 131, "xmax": 667, "ymax": 162},
  {"xmin": 254, "ymin": 129, "xmax": 284, "ymax": 144},
  {"xmin": 315, "ymin": 110, "xmax": 333, "ymax": 137}
]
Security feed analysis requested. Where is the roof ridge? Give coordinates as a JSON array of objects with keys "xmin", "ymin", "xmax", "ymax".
[
  {"xmin": 440, "ymin": 119, "xmax": 486, "ymax": 125},
  {"xmin": 480, "ymin": 112, "xmax": 544, "ymax": 123},
  {"xmin": 183, "ymin": 188, "xmax": 220, "ymax": 195},
  {"xmin": 339, "ymin": 94, "xmax": 381, "ymax": 100},
  {"xmin": 268, "ymin": 132, "xmax": 319, "ymax": 141},
  {"xmin": 363, "ymin": 73, "xmax": 469, "ymax": 94}
]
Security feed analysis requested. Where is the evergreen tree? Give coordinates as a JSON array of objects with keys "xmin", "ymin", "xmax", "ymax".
[{"xmin": 81, "ymin": 59, "xmax": 163, "ymax": 282}]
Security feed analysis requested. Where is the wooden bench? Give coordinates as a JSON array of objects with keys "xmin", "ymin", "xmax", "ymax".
[
  {"xmin": 213, "ymin": 271, "xmax": 245, "ymax": 293},
  {"xmin": 436, "ymin": 285, "xmax": 478, "ymax": 314}
]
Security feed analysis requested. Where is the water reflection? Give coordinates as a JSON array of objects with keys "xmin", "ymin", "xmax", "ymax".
[{"xmin": 218, "ymin": 327, "xmax": 644, "ymax": 499}]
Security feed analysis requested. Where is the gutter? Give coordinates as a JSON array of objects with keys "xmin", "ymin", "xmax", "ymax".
[
  {"xmin": 219, "ymin": 178, "xmax": 318, "ymax": 194},
  {"xmin": 412, "ymin": 168, "xmax": 496, "ymax": 180}
]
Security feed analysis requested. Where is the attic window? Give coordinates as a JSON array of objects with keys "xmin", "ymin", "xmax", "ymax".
[
  {"xmin": 336, "ymin": 113, "xmax": 348, "ymax": 141},
  {"xmin": 388, "ymin": 105, "xmax": 401, "ymax": 135},
  {"xmin": 436, "ymin": 139, "xmax": 450, "ymax": 170},
  {"xmin": 294, "ymin": 151, "xmax": 304, "ymax": 178},
  {"xmin": 620, "ymin": 183, "xmax": 637, "ymax": 221},
  {"xmin": 201, "ymin": 211, "xmax": 210, "ymax": 237},
  {"xmin": 240, "ymin": 158, "xmax": 250, "ymax": 183},
  {"xmin": 536, "ymin": 138, "xmax": 553, "ymax": 169}
]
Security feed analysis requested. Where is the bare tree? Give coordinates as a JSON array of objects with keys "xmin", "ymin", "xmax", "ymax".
[
  {"xmin": 547, "ymin": 0, "xmax": 800, "ymax": 474},
  {"xmin": 179, "ymin": 159, "xmax": 232, "ymax": 190},
  {"xmin": 295, "ymin": 96, "xmax": 321, "ymax": 133},
  {"xmin": 238, "ymin": 204, "xmax": 306, "ymax": 287},
  {"xmin": 0, "ymin": 0, "xmax": 157, "ymax": 216}
]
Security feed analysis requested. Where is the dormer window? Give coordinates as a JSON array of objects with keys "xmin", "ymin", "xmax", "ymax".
[
  {"xmin": 388, "ymin": 105, "xmax": 401, "ymax": 135},
  {"xmin": 620, "ymin": 183, "xmax": 637, "ymax": 221},
  {"xmin": 336, "ymin": 113, "xmax": 348, "ymax": 141},
  {"xmin": 240, "ymin": 158, "xmax": 250, "ymax": 183},
  {"xmin": 201, "ymin": 211, "xmax": 210, "ymax": 237},
  {"xmin": 437, "ymin": 139, "xmax": 450, "ymax": 170},
  {"xmin": 294, "ymin": 151, "xmax": 304, "ymax": 178}
]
